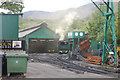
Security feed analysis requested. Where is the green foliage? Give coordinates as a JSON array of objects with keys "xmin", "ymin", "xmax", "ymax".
[
  {"xmin": 0, "ymin": 2, "xmax": 24, "ymax": 14},
  {"xmin": 87, "ymin": 10, "xmax": 105, "ymax": 41},
  {"xmin": 116, "ymin": 4, "xmax": 120, "ymax": 44},
  {"xmin": 69, "ymin": 19, "xmax": 88, "ymax": 31},
  {"xmin": 87, "ymin": 4, "xmax": 120, "ymax": 44},
  {"xmin": 0, "ymin": 12, "xmax": 5, "ymax": 14}
]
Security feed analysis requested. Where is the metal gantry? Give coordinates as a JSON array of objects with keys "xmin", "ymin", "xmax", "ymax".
[
  {"xmin": 91, "ymin": 0, "xmax": 118, "ymax": 66},
  {"xmin": 97, "ymin": 2, "xmax": 104, "ymax": 41}
]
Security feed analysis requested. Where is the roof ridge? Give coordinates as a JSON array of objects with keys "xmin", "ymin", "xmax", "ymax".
[
  {"xmin": 19, "ymin": 22, "xmax": 47, "ymax": 32},
  {"xmin": 19, "ymin": 22, "xmax": 60, "ymax": 38}
]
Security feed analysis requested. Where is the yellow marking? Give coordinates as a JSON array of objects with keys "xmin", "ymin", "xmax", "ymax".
[
  {"xmin": 0, "ymin": 43, "xmax": 2, "ymax": 46},
  {"xmin": 8, "ymin": 42, "xmax": 11, "ymax": 46},
  {"xmin": 76, "ymin": 57, "xmax": 78, "ymax": 60},
  {"xmin": 48, "ymin": 50, "xmax": 51, "ymax": 52},
  {"xmin": 0, "ymin": 50, "xmax": 23, "ymax": 51},
  {"xmin": 2, "ymin": 42, "xmax": 7, "ymax": 47},
  {"xmin": 108, "ymin": 55, "xmax": 111, "ymax": 58}
]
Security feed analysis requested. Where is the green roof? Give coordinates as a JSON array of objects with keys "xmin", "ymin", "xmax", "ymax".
[{"xmin": 19, "ymin": 22, "xmax": 60, "ymax": 39}]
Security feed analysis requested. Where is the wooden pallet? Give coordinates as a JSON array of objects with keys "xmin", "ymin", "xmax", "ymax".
[
  {"xmin": 85, "ymin": 61, "xmax": 101, "ymax": 65},
  {"xmin": 80, "ymin": 52, "xmax": 92, "ymax": 58},
  {"xmin": 85, "ymin": 56, "xmax": 102, "ymax": 65}
]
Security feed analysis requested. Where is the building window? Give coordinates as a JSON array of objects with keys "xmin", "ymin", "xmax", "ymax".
[
  {"xmin": 31, "ymin": 39, "xmax": 37, "ymax": 42},
  {"xmin": 40, "ymin": 40, "xmax": 46, "ymax": 41},
  {"xmin": 49, "ymin": 40, "xmax": 54, "ymax": 41}
]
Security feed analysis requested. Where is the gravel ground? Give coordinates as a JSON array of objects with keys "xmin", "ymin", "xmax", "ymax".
[
  {"xmin": 2, "ymin": 53, "xmax": 119, "ymax": 79},
  {"xmin": 28, "ymin": 53, "xmax": 119, "ymax": 78},
  {"xmin": 26, "ymin": 62, "xmax": 115, "ymax": 78}
]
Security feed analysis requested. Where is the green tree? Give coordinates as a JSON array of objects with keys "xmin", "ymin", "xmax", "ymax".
[
  {"xmin": 69, "ymin": 19, "xmax": 89, "ymax": 32},
  {"xmin": 87, "ymin": 9, "xmax": 105, "ymax": 41},
  {"xmin": 115, "ymin": 2, "xmax": 120, "ymax": 44},
  {"xmin": 0, "ymin": 1, "xmax": 24, "ymax": 14},
  {"xmin": 87, "ymin": 4, "xmax": 120, "ymax": 45}
]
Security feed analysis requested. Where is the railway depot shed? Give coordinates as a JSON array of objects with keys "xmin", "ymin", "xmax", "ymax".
[{"xmin": 19, "ymin": 22, "xmax": 60, "ymax": 53}]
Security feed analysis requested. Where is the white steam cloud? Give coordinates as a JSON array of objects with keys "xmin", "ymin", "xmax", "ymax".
[{"xmin": 56, "ymin": 12, "xmax": 77, "ymax": 40}]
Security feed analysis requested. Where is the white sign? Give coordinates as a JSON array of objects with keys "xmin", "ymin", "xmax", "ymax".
[
  {"xmin": 12, "ymin": 41, "xmax": 22, "ymax": 48},
  {"xmin": 109, "ymin": 52, "xmax": 114, "ymax": 55}
]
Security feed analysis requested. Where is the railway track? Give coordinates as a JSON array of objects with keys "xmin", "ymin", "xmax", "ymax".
[
  {"xmin": 29, "ymin": 53, "xmax": 119, "ymax": 77},
  {"xmin": 2, "ymin": 53, "xmax": 119, "ymax": 79}
]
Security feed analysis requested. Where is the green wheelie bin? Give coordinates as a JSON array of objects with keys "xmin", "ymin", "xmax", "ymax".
[{"xmin": 6, "ymin": 53, "xmax": 28, "ymax": 76}]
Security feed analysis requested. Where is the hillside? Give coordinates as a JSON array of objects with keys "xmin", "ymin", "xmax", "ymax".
[
  {"xmin": 21, "ymin": 3, "xmax": 97, "ymax": 32},
  {"xmin": 23, "ymin": 3, "xmax": 96, "ymax": 20},
  {"xmin": 20, "ymin": 2, "xmax": 119, "ymax": 40}
]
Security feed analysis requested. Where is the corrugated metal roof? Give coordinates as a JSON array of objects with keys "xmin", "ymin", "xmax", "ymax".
[
  {"xmin": 19, "ymin": 22, "xmax": 48, "ymax": 38},
  {"xmin": 19, "ymin": 27, "xmax": 39, "ymax": 38}
]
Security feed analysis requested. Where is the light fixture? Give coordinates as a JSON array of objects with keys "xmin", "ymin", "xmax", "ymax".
[
  {"xmin": 80, "ymin": 32, "xmax": 83, "ymax": 36},
  {"xmin": 75, "ymin": 32, "xmax": 78, "ymax": 36}
]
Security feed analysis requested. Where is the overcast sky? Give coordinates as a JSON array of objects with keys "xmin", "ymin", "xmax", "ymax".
[
  {"xmin": 22, "ymin": 0, "xmax": 93, "ymax": 12},
  {"xmin": 1, "ymin": 0, "xmax": 119, "ymax": 13}
]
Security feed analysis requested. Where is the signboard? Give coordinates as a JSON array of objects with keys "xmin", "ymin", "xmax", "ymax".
[
  {"xmin": 0, "ymin": 40, "xmax": 25, "ymax": 50},
  {"xmin": 12, "ymin": 41, "xmax": 22, "ymax": 48}
]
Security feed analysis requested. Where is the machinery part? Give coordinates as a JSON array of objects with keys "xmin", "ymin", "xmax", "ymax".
[
  {"xmin": 71, "ymin": 47, "xmax": 85, "ymax": 61},
  {"xmin": 79, "ymin": 39, "xmax": 91, "ymax": 51},
  {"xmin": 68, "ymin": 31, "xmax": 85, "ymax": 52},
  {"xmin": 117, "ymin": 46, "xmax": 120, "ymax": 57},
  {"xmin": 80, "ymin": 52, "xmax": 92, "ymax": 58},
  {"xmin": 91, "ymin": 0, "xmax": 118, "ymax": 66},
  {"xmin": 92, "ymin": 49, "xmax": 103, "ymax": 56},
  {"xmin": 70, "ymin": 39, "xmax": 91, "ymax": 61}
]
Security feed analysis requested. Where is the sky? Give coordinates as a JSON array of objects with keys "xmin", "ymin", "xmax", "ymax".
[
  {"xmin": 1, "ymin": 0, "xmax": 119, "ymax": 13},
  {"xmin": 0, "ymin": 0, "xmax": 91, "ymax": 13},
  {"xmin": 22, "ymin": 0, "xmax": 92, "ymax": 12}
]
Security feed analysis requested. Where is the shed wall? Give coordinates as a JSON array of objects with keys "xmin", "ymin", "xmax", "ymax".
[
  {"xmin": 0, "ymin": 14, "xmax": 18, "ymax": 39},
  {"xmin": 21, "ymin": 26, "xmax": 60, "ymax": 53}
]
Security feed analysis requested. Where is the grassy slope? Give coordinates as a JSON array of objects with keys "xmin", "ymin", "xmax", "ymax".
[
  {"xmin": 19, "ymin": 18, "xmax": 89, "ymax": 32},
  {"xmin": 19, "ymin": 18, "xmax": 44, "ymax": 30}
]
